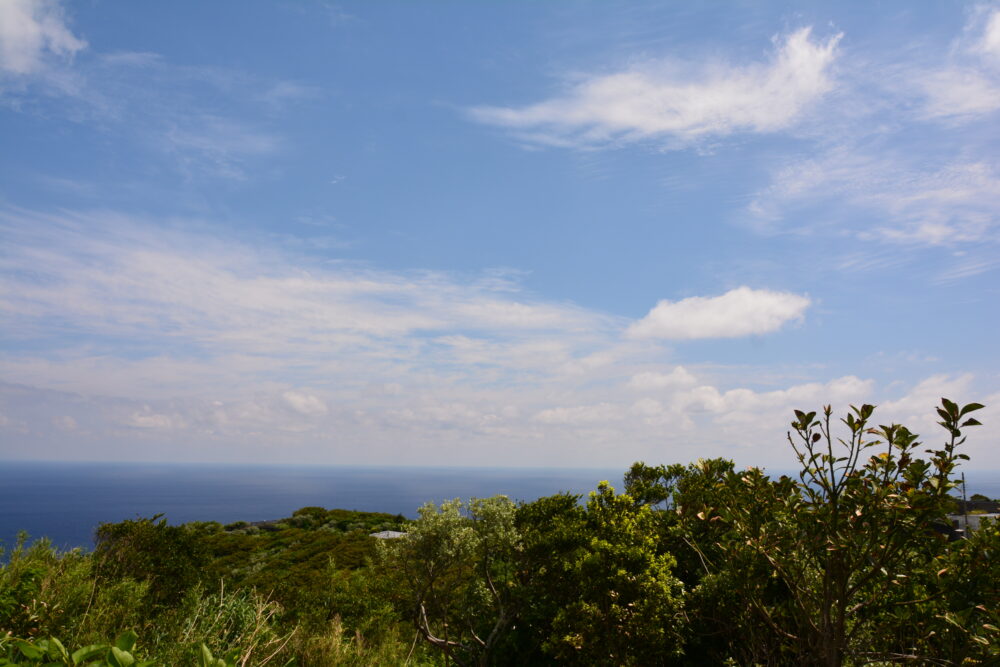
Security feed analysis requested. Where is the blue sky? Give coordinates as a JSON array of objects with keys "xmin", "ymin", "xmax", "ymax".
[{"xmin": 1, "ymin": 0, "xmax": 998, "ymax": 469}]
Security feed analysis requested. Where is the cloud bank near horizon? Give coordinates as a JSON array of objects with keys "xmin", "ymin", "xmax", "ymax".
[{"xmin": 2, "ymin": 208, "xmax": 995, "ymax": 469}]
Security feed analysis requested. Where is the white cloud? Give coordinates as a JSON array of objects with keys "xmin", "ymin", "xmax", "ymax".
[
  {"xmin": 126, "ymin": 410, "xmax": 178, "ymax": 430},
  {"xmin": 0, "ymin": 0, "xmax": 85, "ymax": 76},
  {"xmin": 627, "ymin": 286, "xmax": 810, "ymax": 340},
  {"xmin": 52, "ymin": 415, "xmax": 77, "ymax": 430},
  {"xmin": 976, "ymin": 8, "xmax": 1000, "ymax": 58},
  {"xmin": 873, "ymin": 374, "xmax": 1000, "ymax": 465},
  {"xmin": 510, "ymin": 374, "xmax": 884, "ymax": 458},
  {"xmin": 283, "ymin": 390, "xmax": 328, "ymax": 416},
  {"xmin": 0, "ymin": 209, "xmax": 608, "ymax": 351},
  {"xmin": 736, "ymin": 10, "xmax": 1000, "ymax": 270},
  {"xmin": 673, "ymin": 375, "xmax": 874, "ymax": 420},
  {"xmin": 0, "ymin": 207, "xmax": 619, "ymax": 402},
  {"xmin": 919, "ymin": 7, "xmax": 1000, "ymax": 119},
  {"xmin": 878, "ymin": 374, "xmax": 976, "ymax": 430},
  {"xmin": 627, "ymin": 367, "xmax": 697, "ymax": 391},
  {"xmin": 4, "ymin": 365, "xmax": 997, "ymax": 469},
  {"xmin": 534, "ymin": 402, "xmax": 626, "ymax": 425},
  {"xmin": 471, "ymin": 27, "xmax": 841, "ymax": 147},
  {"xmin": 1, "ymin": 208, "xmax": 995, "ymax": 468},
  {"xmin": 920, "ymin": 69, "xmax": 1000, "ymax": 118},
  {"xmin": 0, "ymin": 11, "xmax": 301, "ymax": 180}
]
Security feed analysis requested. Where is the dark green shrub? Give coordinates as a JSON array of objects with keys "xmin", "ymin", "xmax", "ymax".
[{"xmin": 93, "ymin": 516, "xmax": 208, "ymax": 610}]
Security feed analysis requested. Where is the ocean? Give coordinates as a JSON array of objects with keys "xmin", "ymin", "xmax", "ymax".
[
  {"xmin": 2, "ymin": 461, "xmax": 998, "ymax": 552},
  {"xmin": 0, "ymin": 461, "xmax": 622, "ymax": 550}
]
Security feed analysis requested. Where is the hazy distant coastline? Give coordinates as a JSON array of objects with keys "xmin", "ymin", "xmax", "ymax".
[{"xmin": 3, "ymin": 460, "xmax": 999, "ymax": 551}]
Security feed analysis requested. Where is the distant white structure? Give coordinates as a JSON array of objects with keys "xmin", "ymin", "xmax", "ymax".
[
  {"xmin": 948, "ymin": 514, "xmax": 999, "ymax": 532},
  {"xmin": 370, "ymin": 530, "xmax": 408, "ymax": 539}
]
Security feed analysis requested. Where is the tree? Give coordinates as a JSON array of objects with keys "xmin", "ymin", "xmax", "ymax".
[
  {"xmin": 694, "ymin": 398, "xmax": 984, "ymax": 665},
  {"xmin": 626, "ymin": 458, "xmax": 787, "ymax": 664},
  {"xmin": 500, "ymin": 492, "xmax": 587, "ymax": 664},
  {"xmin": 375, "ymin": 496, "xmax": 519, "ymax": 667},
  {"xmin": 92, "ymin": 515, "xmax": 208, "ymax": 610},
  {"xmin": 542, "ymin": 482, "xmax": 686, "ymax": 666}
]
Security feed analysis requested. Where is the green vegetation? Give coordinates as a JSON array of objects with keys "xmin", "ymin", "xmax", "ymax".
[{"xmin": 1, "ymin": 399, "xmax": 998, "ymax": 665}]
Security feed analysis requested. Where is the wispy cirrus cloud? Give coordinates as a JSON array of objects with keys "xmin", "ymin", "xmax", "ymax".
[
  {"xmin": 735, "ymin": 8, "xmax": 1000, "ymax": 285},
  {"xmin": 748, "ymin": 148, "xmax": 1000, "ymax": 249},
  {"xmin": 0, "ymin": 0, "xmax": 306, "ymax": 180},
  {"xmin": 162, "ymin": 115, "xmax": 283, "ymax": 181},
  {"xmin": 0, "ymin": 206, "xmax": 625, "ymax": 424},
  {"xmin": 0, "ymin": 208, "xmax": 611, "ymax": 362},
  {"xmin": 470, "ymin": 27, "xmax": 842, "ymax": 148},
  {"xmin": 920, "ymin": 69, "xmax": 1000, "ymax": 119}
]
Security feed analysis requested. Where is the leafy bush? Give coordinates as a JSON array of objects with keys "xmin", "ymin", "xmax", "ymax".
[
  {"xmin": 0, "ymin": 630, "xmax": 154, "ymax": 667},
  {"xmin": 2, "ymin": 399, "xmax": 995, "ymax": 665},
  {"xmin": 93, "ymin": 516, "xmax": 208, "ymax": 611}
]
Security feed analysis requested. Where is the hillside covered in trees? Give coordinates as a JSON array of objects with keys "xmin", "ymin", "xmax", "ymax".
[{"xmin": 1, "ymin": 399, "xmax": 997, "ymax": 665}]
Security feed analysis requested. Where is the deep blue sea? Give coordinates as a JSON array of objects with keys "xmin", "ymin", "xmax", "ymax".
[
  {"xmin": 0, "ymin": 461, "xmax": 622, "ymax": 551},
  {"xmin": 2, "ymin": 461, "xmax": 998, "ymax": 552}
]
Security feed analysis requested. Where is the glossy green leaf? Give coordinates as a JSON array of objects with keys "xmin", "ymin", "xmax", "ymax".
[
  {"xmin": 46, "ymin": 637, "xmax": 69, "ymax": 663},
  {"xmin": 109, "ymin": 646, "xmax": 136, "ymax": 667},
  {"xmin": 941, "ymin": 397, "xmax": 959, "ymax": 418},
  {"xmin": 15, "ymin": 641, "xmax": 44, "ymax": 660},
  {"xmin": 72, "ymin": 644, "xmax": 109, "ymax": 664},
  {"xmin": 114, "ymin": 631, "xmax": 137, "ymax": 653},
  {"xmin": 960, "ymin": 402, "xmax": 986, "ymax": 416}
]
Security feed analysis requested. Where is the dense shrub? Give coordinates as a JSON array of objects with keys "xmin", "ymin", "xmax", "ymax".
[{"xmin": 1, "ymin": 398, "xmax": 996, "ymax": 665}]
